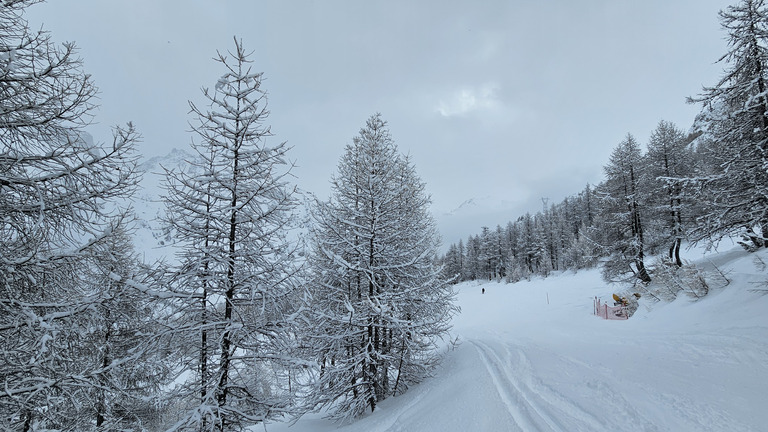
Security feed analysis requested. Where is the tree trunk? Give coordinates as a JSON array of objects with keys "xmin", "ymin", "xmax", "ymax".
[
  {"xmin": 668, "ymin": 201, "xmax": 683, "ymax": 267},
  {"xmin": 21, "ymin": 410, "xmax": 32, "ymax": 432},
  {"xmin": 217, "ymin": 141, "xmax": 240, "ymax": 426},
  {"xmin": 630, "ymin": 166, "xmax": 651, "ymax": 283},
  {"xmin": 96, "ymin": 306, "xmax": 112, "ymax": 428},
  {"xmin": 200, "ymin": 283, "xmax": 208, "ymax": 431}
]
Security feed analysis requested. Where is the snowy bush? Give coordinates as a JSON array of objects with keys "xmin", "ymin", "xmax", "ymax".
[{"xmin": 646, "ymin": 258, "xmax": 710, "ymax": 301}]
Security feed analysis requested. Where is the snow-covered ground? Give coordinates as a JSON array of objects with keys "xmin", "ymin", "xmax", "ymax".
[{"xmin": 264, "ymin": 246, "xmax": 768, "ymax": 432}]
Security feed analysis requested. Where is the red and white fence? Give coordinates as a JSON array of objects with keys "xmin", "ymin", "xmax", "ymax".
[{"xmin": 594, "ymin": 297, "xmax": 628, "ymax": 320}]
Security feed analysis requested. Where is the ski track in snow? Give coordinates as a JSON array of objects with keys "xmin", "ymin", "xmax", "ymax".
[
  {"xmin": 471, "ymin": 339, "xmax": 581, "ymax": 432},
  {"xmin": 471, "ymin": 340, "xmax": 540, "ymax": 431},
  {"xmin": 500, "ymin": 344, "xmax": 608, "ymax": 431}
]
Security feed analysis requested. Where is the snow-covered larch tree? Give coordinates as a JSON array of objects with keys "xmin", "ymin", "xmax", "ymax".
[
  {"xmin": 645, "ymin": 120, "xmax": 694, "ymax": 266},
  {"xmin": 0, "ymin": 2, "xmax": 144, "ymax": 430},
  {"xmin": 302, "ymin": 114, "xmax": 457, "ymax": 421},
  {"xmin": 79, "ymin": 220, "xmax": 171, "ymax": 430},
  {"xmin": 688, "ymin": 0, "xmax": 768, "ymax": 248},
  {"xmin": 161, "ymin": 38, "xmax": 300, "ymax": 431},
  {"xmin": 598, "ymin": 133, "xmax": 652, "ymax": 283}
]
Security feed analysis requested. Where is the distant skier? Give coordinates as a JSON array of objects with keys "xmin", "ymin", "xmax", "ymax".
[{"xmin": 482, "ymin": 288, "xmax": 485, "ymax": 294}]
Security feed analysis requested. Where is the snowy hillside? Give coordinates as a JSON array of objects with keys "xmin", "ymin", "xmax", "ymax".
[{"xmin": 264, "ymin": 246, "xmax": 768, "ymax": 432}]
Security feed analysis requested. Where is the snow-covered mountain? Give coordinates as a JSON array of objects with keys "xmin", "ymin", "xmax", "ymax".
[
  {"xmin": 263, "ymin": 244, "xmax": 768, "ymax": 432},
  {"xmin": 437, "ymin": 195, "xmax": 530, "ymax": 250}
]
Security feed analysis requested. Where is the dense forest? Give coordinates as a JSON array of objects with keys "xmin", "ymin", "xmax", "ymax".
[{"xmin": 2, "ymin": 0, "xmax": 768, "ymax": 430}]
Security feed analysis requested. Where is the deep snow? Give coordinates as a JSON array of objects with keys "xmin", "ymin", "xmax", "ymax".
[{"xmin": 263, "ymin": 246, "xmax": 768, "ymax": 432}]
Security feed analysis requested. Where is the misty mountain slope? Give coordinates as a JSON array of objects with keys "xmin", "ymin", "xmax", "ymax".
[
  {"xmin": 131, "ymin": 149, "xmax": 197, "ymax": 263},
  {"xmin": 265, "ymin": 246, "xmax": 768, "ymax": 432}
]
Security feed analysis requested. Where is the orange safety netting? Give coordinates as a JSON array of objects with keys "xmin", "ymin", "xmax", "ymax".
[{"xmin": 594, "ymin": 297, "xmax": 628, "ymax": 320}]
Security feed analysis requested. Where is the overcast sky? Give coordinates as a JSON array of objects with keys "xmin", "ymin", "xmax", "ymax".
[{"xmin": 27, "ymin": 1, "xmax": 731, "ymax": 246}]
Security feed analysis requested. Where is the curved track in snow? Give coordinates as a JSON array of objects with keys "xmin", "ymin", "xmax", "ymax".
[{"xmin": 470, "ymin": 339, "xmax": 601, "ymax": 432}]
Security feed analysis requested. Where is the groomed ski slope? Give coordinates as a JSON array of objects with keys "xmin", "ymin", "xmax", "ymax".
[{"xmin": 266, "ymin": 246, "xmax": 768, "ymax": 432}]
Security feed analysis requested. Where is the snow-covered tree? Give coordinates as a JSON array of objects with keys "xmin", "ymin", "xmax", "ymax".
[
  {"xmin": 441, "ymin": 243, "xmax": 463, "ymax": 282},
  {"xmin": 160, "ymin": 147, "xmax": 220, "ymax": 431},
  {"xmin": 303, "ymin": 114, "xmax": 457, "ymax": 421},
  {"xmin": 162, "ymin": 38, "xmax": 300, "ymax": 431},
  {"xmin": 478, "ymin": 226, "xmax": 499, "ymax": 280},
  {"xmin": 531, "ymin": 213, "xmax": 553, "ymax": 277},
  {"xmin": 0, "ymin": 2, "xmax": 144, "ymax": 429},
  {"xmin": 645, "ymin": 120, "xmax": 695, "ymax": 266},
  {"xmin": 465, "ymin": 234, "xmax": 482, "ymax": 281},
  {"xmin": 494, "ymin": 224, "xmax": 508, "ymax": 278},
  {"xmin": 456, "ymin": 239, "xmax": 466, "ymax": 281},
  {"xmin": 598, "ymin": 133, "xmax": 652, "ymax": 283},
  {"xmin": 688, "ymin": 0, "xmax": 768, "ymax": 248},
  {"xmin": 445, "ymin": 182, "xmax": 604, "ymax": 283},
  {"xmin": 79, "ymin": 221, "xmax": 171, "ymax": 430},
  {"xmin": 519, "ymin": 213, "xmax": 538, "ymax": 275}
]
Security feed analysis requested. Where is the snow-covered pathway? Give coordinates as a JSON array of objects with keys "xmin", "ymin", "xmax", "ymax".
[
  {"xmin": 266, "ymin": 248, "xmax": 768, "ymax": 432},
  {"xmin": 452, "ymin": 267, "xmax": 766, "ymax": 431}
]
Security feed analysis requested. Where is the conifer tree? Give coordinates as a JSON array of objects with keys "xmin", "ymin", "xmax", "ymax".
[
  {"xmin": 442, "ymin": 243, "xmax": 463, "ymax": 282},
  {"xmin": 0, "ymin": 2, "xmax": 143, "ymax": 429},
  {"xmin": 689, "ymin": 0, "xmax": 768, "ymax": 247},
  {"xmin": 304, "ymin": 114, "xmax": 457, "ymax": 421},
  {"xmin": 456, "ymin": 239, "xmax": 467, "ymax": 281},
  {"xmin": 82, "ymin": 221, "xmax": 171, "ymax": 430},
  {"xmin": 645, "ymin": 120, "xmax": 694, "ymax": 265},
  {"xmin": 162, "ymin": 38, "xmax": 299, "ymax": 431},
  {"xmin": 599, "ymin": 133, "xmax": 652, "ymax": 283}
]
